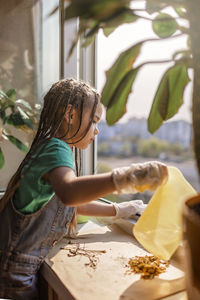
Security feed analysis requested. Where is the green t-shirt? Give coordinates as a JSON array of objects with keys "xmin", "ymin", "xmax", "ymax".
[{"xmin": 13, "ymin": 138, "xmax": 74, "ymax": 214}]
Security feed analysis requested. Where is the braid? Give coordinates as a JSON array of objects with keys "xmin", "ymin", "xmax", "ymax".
[{"xmin": 0, "ymin": 78, "xmax": 100, "ymax": 212}]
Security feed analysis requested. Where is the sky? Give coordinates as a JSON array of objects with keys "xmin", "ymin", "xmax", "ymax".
[{"xmin": 97, "ymin": 16, "xmax": 192, "ymax": 124}]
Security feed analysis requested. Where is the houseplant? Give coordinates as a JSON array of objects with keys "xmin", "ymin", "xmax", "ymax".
[
  {"xmin": 56, "ymin": 0, "xmax": 200, "ymax": 177},
  {"xmin": 0, "ymin": 88, "xmax": 39, "ymax": 169}
]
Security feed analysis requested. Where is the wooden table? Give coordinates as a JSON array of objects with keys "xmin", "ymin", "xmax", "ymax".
[{"xmin": 41, "ymin": 218, "xmax": 187, "ymax": 300}]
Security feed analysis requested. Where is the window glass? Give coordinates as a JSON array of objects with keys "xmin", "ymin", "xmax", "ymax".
[
  {"xmin": 0, "ymin": 0, "xmax": 59, "ymax": 190},
  {"xmin": 96, "ymin": 19, "xmax": 199, "ymax": 204}
]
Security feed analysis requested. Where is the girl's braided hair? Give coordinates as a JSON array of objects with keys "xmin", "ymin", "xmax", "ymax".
[{"xmin": 0, "ymin": 78, "xmax": 100, "ymax": 212}]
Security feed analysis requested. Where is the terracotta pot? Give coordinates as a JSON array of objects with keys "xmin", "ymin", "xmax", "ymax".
[{"xmin": 182, "ymin": 194, "xmax": 200, "ymax": 300}]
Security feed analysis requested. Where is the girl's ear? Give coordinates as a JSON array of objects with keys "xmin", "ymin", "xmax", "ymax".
[
  {"xmin": 64, "ymin": 104, "xmax": 77, "ymax": 124},
  {"xmin": 64, "ymin": 104, "xmax": 73, "ymax": 123}
]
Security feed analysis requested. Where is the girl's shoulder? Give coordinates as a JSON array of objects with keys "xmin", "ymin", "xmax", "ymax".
[
  {"xmin": 29, "ymin": 138, "xmax": 72, "ymax": 164},
  {"xmin": 47, "ymin": 137, "xmax": 69, "ymax": 147},
  {"xmin": 39, "ymin": 138, "xmax": 71, "ymax": 153},
  {"xmin": 23, "ymin": 138, "xmax": 74, "ymax": 174}
]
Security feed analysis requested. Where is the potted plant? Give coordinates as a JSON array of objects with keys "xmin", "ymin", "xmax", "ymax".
[
  {"xmin": 0, "ymin": 88, "xmax": 39, "ymax": 169},
  {"xmin": 53, "ymin": 0, "xmax": 199, "ymax": 175}
]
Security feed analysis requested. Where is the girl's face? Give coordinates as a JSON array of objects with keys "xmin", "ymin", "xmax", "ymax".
[{"xmin": 63, "ymin": 98, "xmax": 103, "ymax": 149}]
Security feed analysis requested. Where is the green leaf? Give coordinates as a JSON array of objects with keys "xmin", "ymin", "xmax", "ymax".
[
  {"xmin": 82, "ymin": 8, "xmax": 138, "ymax": 45},
  {"xmin": 6, "ymin": 89, "xmax": 16, "ymax": 101},
  {"xmin": 174, "ymin": 6, "xmax": 186, "ymax": 18},
  {"xmin": 64, "ymin": 0, "xmax": 90, "ymax": 19},
  {"xmin": 0, "ymin": 147, "xmax": 5, "ymax": 169},
  {"xmin": 152, "ymin": 13, "xmax": 177, "ymax": 38},
  {"xmin": 82, "ymin": 33, "xmax": 97, "ymax": 47},
  {"xmin": 16, "ymin": 99, "xmax": 32, "ymax": 110},
  {"xmin": 172, "ymin": 50, "xmax": 191, "ymax": 61},
  {"xmin": 6, "ymin": 110, "xmax": 33, "ymax": 129},
  {"xmin": 6, "ymin": 112, "xmax": 25, "ymax": 127},
  {"xmin": 17, "ymin": 107, "xmax": 34, "ymax": 129},
  {"xmin": 148, "ymin": 77, "xmax": 168, "ymax": 134},
  {"xmin": 0, "ymin": 89, "xmax": 9, "ymax": 100},
  {"xmin": 146, "ymin": 0, "xmax": 170, "ymax": 14},
  {"xmin": 101, "ymin": 41, "xmax": 142, "ymax": 107},
  {"xmin": 85, "ymin": 23, "xmax": 100, "ymax": 38},
  {"xmin": 5, "ymin": 134, "xmax": 29, "ymax": 153},
  {"xmin": 90, "ymin": 0, "xmax": 130, "ymax": 21},
  {"xmin": 148, "ymin": 64, "xmax": 190, "ymax": 133},
  {"xmin": 165, "ymin": 64, "xmax": 190, "ymax": 119},
  {"xmin": 65, "ymin": 1, "xmax": 132, "ymax": 57},
  {"xmin": 102, "ymin": 8, "xmax": 138, "ymax": 37},
  {"xmin": 82, "ymin": 23, "xmax": 100, "ymax": 47},
  {"xmin": 106, "ymin": 68, "xmax": 139, "ymax": 125},
  {"xmin": 0, "ymin": 110, "xmax": 6, "ymax": 123},
  {"xmin": 65, "ymin": 0, "xmax": 130, "ymax": 21}
]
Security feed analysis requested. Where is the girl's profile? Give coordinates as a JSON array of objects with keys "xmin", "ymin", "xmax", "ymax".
[{"xmin": 0, "ymin": 78, "xmax": 168, "ymax": 299}]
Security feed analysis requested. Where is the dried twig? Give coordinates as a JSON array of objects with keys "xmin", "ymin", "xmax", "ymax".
[{"xmin": 61, "ymin": 243, "xmax": 106, "ymax": 269}]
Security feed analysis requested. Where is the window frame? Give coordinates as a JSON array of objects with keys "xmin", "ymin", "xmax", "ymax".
[{"xmin": 60, "ymin": 0, "xmax": 97, "ymax": 176}]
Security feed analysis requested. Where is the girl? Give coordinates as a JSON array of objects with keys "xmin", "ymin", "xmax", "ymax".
[{"xmin": 0, "ymin": 78, "xmax": 168, "ymax": 299}]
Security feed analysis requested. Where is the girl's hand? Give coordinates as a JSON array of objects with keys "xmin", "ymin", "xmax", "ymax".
[
  {"xmin": 112, "ymin": 200, "xmax": 147, "ymax": 219},
  {"xmin": 112, "ymin": 161, "xmax": 168, "ymax": 194}
]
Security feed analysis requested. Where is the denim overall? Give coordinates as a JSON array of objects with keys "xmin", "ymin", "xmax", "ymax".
[{"xmin": 0, "ymin": 195, "xmax": 75, "ymax": 300}]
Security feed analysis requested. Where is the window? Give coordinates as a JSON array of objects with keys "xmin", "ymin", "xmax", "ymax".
[
  {"xmin": 96, "ymin": 20, "xmax": 199, "ymax": 203},
  {"xmin": 0, "ymin": 0, "xmax": 59, "ymax": 190},
  {"xmin": 0, "ymin": 0, "xmax": 96, "ymax": 190}
]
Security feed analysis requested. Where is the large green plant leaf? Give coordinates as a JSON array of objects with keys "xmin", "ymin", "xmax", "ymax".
[
  {"xmin": 165, "ymin": 64, "xmax": 190, "ymax": 119},
  {"xmin": 6, "ymin": 89, "xmax": 16, "ymax": 101},
  {"xmin": 152, "ymin": 13, "xmax": 178, "ymax": 38},
  {"xmin": 65, "ymin": 0, "xmax": 130, "ymax": 21},
  {"xmin": 101, "ymin": 41, "xmax": 142, "ymax": 107},
  {"xmin": 5, "ymin": 134, "xmax": 29, "ymax": 153},
  {"xmin": 106, "ymin": 68, "xmax": 139, "ymax": 125},
  {"xmin": 82, "ymin": 8, "xmax": 138, "ymax": 47},
  {"xmin": 0, "ymin": 147, "xmax": 5, "ymax": 169},
  {"xmin": 148, "ymin": 64, "xmax": 190, "ymax": 133},
  {"xmin": 102, "ymin": 8, "xmax": 138, "ymax": 37},
  {"xmin": 68, "ymin": 5, "xmax": 137, "ymax": 53},
  {"xmin": 64, "ymin": 0, "xmax": 132, "ymax": 55}
]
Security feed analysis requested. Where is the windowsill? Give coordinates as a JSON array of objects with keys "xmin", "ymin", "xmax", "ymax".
[{"xmin": 40, "ymin": 218, "xmax": 186, "ymax": 300}]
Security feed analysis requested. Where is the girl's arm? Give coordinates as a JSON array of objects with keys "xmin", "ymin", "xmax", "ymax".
[
  {"xmin": 46, "ymin": 161, "xmax": 168, "ymax": 207},
  {"xmin": 47, "ymin": 166, "xmax": 116, "ymax": 207},
  {"xmin": 77, "ymin": 201, "xmax": 116, "ymax": 217}
]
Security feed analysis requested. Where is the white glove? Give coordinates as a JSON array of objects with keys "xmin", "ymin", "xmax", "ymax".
[
  {"xmin": 112, "ymin": 200, "xmax": 147, "ymax": 219},
  {"xmin": 112, "ymin": 161, "xmax": 168, "ymax": 194}
]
